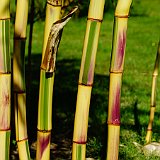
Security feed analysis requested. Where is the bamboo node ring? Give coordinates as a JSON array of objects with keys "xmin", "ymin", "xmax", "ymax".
[
  {"xmin": 115, "ymin": 15, "xmax": 129, "ymax": 18},
  {"xmin": 73, "ymin": 140, "xmax": 87, "ymax": 144},
  {"xmin": 87, "ymin": 18, "xmax": 103, "ymax": 22}
]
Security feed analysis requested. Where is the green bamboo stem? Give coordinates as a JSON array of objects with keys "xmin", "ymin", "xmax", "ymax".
[
  {"xmin": 36, "ymin": 1, "xmax": 77, "ymax": 159},
  {"xmin": 146, "ymin": 41, "xmax": 160, "ymax": 143},
  {"xmin": 106, "ymin": 0, "xmax": 132, "ymax": 159},
  {"xmin": 13, "ymin": 0, "xmax": 30, "ymax": 159},
  {"xmin": 0, "ymin": 0, "xmax": 11, "ymax": 159},
  {"xmin": 72, "ymin": 0, "xmax": 105, "ymax": 159}
]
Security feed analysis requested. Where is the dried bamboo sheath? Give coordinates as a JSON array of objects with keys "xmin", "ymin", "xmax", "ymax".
[
  {"xmin": 107, "ymin": 0, "xmax": 132, "ymax": 160},
  {"xmin": 0, "ymin": 0, "xmax": 11, "ymax": 159},
  {"xmin": 72, "ymin": 0, "xmax": 105, "ymax": 159},
  {"xmin": 146, "ymin": 41, "xmax": 160, "ymax": 143}
]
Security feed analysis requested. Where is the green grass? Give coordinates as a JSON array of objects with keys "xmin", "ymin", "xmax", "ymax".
[{"xmin": 10, "ymin": 0, "xmax": 160, "ymax": 159}]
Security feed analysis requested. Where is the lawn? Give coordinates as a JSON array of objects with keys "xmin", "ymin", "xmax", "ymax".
[{"xmin": 10, "ymin": 0, "xmax": 160, "ymax": 159}]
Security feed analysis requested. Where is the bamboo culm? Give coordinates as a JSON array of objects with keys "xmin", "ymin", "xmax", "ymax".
[
  {"xmin": 72, "ymin": 0, "xmax": 105, "ymax": 159},
  {"xmin": 36, "ymin": 1, "xmax": 62, "ymax": 159},
  {"xmin": 106, "ymin": 0, "xmax": 132, "ymax": 160},
  {"xmin": 36, "ymin": 1, "xmax": 78, "ymax": 159},
  {"xmin": 13, "ymin": 0, "xmax": 31, "ymax": 159},
  {"xmin": 0, "ymin": 0, "xmax": 11, "ymax": 159},
  {"xmin": 146, "ymin": 41, "xmax": 160, "ymax": 143}
]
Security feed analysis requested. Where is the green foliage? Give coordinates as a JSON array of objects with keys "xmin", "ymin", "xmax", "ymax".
[{"xmin": 86, "ymin": 137, "xmax": 102, "ymax": 159}]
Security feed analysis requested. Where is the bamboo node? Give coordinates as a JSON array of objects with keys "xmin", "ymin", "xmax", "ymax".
[
  {"xmin": 78, "ymin": 82, "xmax": 93, "ymax": 87},
  {"xmin": 107, "ymin": 121, "xmax": 120, "ymax": 126},
  {"xmin": 47, "ymin": 0, "xmax": 62, "ymax": 6},
  {"xmin": 0, "ymin": 72, "xmax": 11, "ymax": 75},
  {"xmin": 0, "ymin": 128, "xmax": 11, "ymax": 131},
  {"xmin": 147, "ymin": 129, "xmax": 152, "ymax": 131},
  {"xmin": 152, "ymin": 73, "xmax": 158, "ymax": 76},
  {"xmin": 14, "ymin": 37, "xmax": 27, "ymax": 40},
  {"xmin": 37, "ymin": 129, "xmax": 52, "ymax": 133},
  {"xmin": 150, "ymin": 104, "xmax": 156, "ymax": 108},
  {"xmin": 17, "ymin": 138, "xmax": 29, "ymax": 143},
  {"xmin": 114, "ymin": 14, "xmax": 129, "ymax": 18},
  {"xmin": 109, "ymin": 70, "xmax": 123, "ymax": 74},
  {"xmin": 0, "ymin": 18, "xmax": 10, "ymax": 20},
  {"xmin": 87, "ymin": 18, "xmax": 103, "ymax": 23},
  {"xmin": 73, "ymin": 140, "xmax": 87, "ymax": 144}
]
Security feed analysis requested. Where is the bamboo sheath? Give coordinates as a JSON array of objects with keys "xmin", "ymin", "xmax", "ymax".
[
  {"xmin": 106, "ymin": 0, "xmax": 132, "ymax": 160},
  {"xmin": 146, "ymin": 41, "xmax": 160, "ymax": 143},
  {"xmin": 72, "ymin": 0, "xmax": 105, "ymax": 159},
  {"xmin": 0, "ymin": 0, "xmax": 11, "ymax": 159},
  {"xmin": 13, "ymin": 0, "xmax": 30, "ymax": 159},
  {"xmin": 36, "ymin": 1, "xmax": 62, "ymax": 159}
]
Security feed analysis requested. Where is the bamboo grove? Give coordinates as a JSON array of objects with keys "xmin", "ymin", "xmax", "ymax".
[{"xmin": 0, "ymin": 0, "xmax": 159, "ymax": 159}]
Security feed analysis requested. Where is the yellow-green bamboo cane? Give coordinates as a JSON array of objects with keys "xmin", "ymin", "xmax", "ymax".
[
  {"xmin": 72, "ymin": 0, "xmax": 105, "ymax": 159},
  {"xmin": 0, "ymin": 0, "xmax": 11, "ymax": 159},
  {"xmin": 36, "ymin": 1, "xmax": 62, "ymax": 159},
  {"xmin": 13, "ymin": 0, "xmax": 30, "ymax": 159},
  {"xmin": 106, "ymin": 0, "xmax": 132, "ymax": 160},
  {"xmin": 37, "ymin": 3, "xmax": 78, "ymax": 159},
  {"xmin": 146, "ymin": 41, "xmax": 160, "ymax": 143}
]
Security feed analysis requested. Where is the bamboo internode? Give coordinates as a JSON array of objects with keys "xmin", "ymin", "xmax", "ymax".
[
  {"xmin": 0, "ymin": 74, "xmax": 11, "ymax": 130},
  {"xmin": 0, "ymin": 1, "xmax": 10, "ymax": 20},
  {"xmin": 0, "ymin": 20, "xmax": 10, "ymax": 73}
]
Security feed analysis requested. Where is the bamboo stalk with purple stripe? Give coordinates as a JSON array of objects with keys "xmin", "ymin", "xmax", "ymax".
[
  {"xmin": 36, "ymin": 0, "xmax": 78, "ymax": 159},
  {"xmin": 13, "ymin": 0, "xmax": 30, "ymax": 159},
  {"xmin": 146, "ymin": 40, "xmax": 160, "ymax": 143},
  {"xmin": 106, "ymin": 0, "xmax": 132, "ymax": 159},
  {"xmin": 72, "ymin": 0, "xmax": 105, "ymax": 159},
  {"xmin": 0, "ymin": 0, "xmax": 11, "ymax": 159}
]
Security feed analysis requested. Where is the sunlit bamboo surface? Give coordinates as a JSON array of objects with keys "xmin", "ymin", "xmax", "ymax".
[
  {"xmin": 72, "ymin": 0, "xmax": 105, "ymax": 159},
  {"xmin": 106, "ymin": 0, "xmax": 132, "ymax": 159}
]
